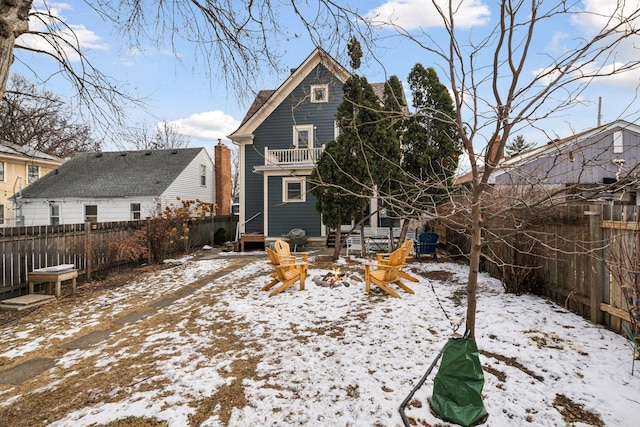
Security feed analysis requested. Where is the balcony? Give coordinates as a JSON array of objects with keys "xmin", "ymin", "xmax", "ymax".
[{"xmin": 264, "ymin": 145, "xmax": 325, "ymax": 166}]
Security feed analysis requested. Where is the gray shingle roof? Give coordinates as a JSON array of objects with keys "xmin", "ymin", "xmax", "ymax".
[
  {"xmin": 0, "ymin": 142, "xmax": 63, "ymax": 162},
  {"xmin": 20, "ymin": 148, "xmax": 206, "ymax": 199}
]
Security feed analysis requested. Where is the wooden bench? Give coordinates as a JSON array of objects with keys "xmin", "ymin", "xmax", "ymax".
[{"xmin": 28, "ymin": 265, "xmax": 78, "ymax": 298}]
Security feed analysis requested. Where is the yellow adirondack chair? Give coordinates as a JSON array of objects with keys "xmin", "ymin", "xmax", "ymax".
[
  {"xmin": 274, "ymin": 239, "xmax": 309, "ymax": 262},
  {"xmin": 377, "ymin": 240, "xmax": 418, "ymax": 283},
  {"xmin": 263, "ymin": 247, "xmax": 307, "ymax": 297},
  {"xmin": 365, "ymin": 244, "xmax": 415, "ymax": 298}
]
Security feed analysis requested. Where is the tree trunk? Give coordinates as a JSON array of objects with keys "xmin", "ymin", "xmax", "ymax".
[
  {"xmin": 398, "ymin": 218, "xmax": 410, "ymax": 244},
  {"xmin": 466, "ymin": 199, "xmax": 482, "ymax": 338},
  {"xmin": 0, "ymin": 0, "xmax": 32, "ymax": 100},
  {"xmin": 332, "ymin": 231, "xmax": 343, "ymax": 260}
]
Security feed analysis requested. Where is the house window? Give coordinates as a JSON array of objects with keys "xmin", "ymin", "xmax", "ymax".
[
  {"xmin": 50, "ymin": 204, "xmax": 60, "ymax": 225},
  {"xmin": 200, "ymin": 165, "xmax": 207, "ymax": 186},
  {"xmin": 131, "ymin": 203, "xmax": 141, "ymax": 220},
  {"xmin": 0, "ymin": 204, "xmax": 4, "ymax": 224},
  {"xmin": 28, "ymin": 165, "xmax": 39, "ymax": 184},
  {"xmin": 85, "ymin": 205, "xmax": 98, "ymax": 223},
  {"xmin": 613, "ymin": 130, "xmax": 623, "ymax": 154},
  {"xmin": 0, "ymin": 162, "xmax": 4, "ymax": 181},
  {"xmin": 283, "ymin": 177, "xmax": 306, "ymax": 202},
  {"xmin": 293, "ymin": 125, "xmax": 314, "ymax": 149},
  {"xmin": 310, "ymin": 84, "xmax": 328, "ymax": 103}
]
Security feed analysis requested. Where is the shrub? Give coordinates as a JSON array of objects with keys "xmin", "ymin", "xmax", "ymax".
[
  {"xmin": 214, "ymin": 227, "xmax": 227, "ymax": 245},
  {"xmin": 144, "ymin": 198, "xmax": 216, "ymax": 264}
]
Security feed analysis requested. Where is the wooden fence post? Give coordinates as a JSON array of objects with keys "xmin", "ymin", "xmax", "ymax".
[
  {"xmin": 85, "ymin": 221, "xmax": 92, "ymax": 282},
  {"xmin": 586, "ymin": 204, "xmax": 604, "ymax": 324}
]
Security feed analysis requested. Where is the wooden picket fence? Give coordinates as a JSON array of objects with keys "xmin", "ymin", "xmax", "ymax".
[
  {"xmin": 443, "ymin": 202, "xmax": 639, "ymax": 334},
  {"xmin": 0, "ymin": 215, "xmax": 237, "ymax": 300}
]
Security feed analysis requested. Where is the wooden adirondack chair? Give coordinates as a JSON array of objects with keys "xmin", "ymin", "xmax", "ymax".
[
  {"xmin": 377, "ymin": 240, "xmax": 418, "ymax": 283},
  {"xmin": 364, "ymin": 245, "xmax": 415, "ymax": 298},
  {"xmin": 274, "ymin": 239, "xmax": 309, "ymax": 262},
  {"xmin": 262, "ymin": 247, "xmax": 307, "ymax": 297}
]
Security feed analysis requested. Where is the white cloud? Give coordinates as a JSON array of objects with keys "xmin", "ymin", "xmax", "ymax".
[
  {"xmin": 17, "ymin": 1, "xmax": 109, "ymax": 62},
  {"xmin": 570, "ymin": 0, "xmax": 640, "ymax": 61},
  {"xmin": 545, "ymin": 32, "xmax": 571, "ymax": 54},
  {"xmin": 534, "ymin": 59, "xmax": 640, "ymax": 90},
  {"xmin": 166, "ymin": 110, "xmax": 240, "ymax": 143},
  {"xmin": 573, "ymin": 0, "xmax": 640, "ymax": 34},
  {"xmin": 364, "ymin": 0, "xmax": 490, "ymax": 30}
]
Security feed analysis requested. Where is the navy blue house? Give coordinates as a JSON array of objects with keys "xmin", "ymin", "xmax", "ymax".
[{"xmin": 229, "ymin": 48, "xmax": 353, "ymax": 247}]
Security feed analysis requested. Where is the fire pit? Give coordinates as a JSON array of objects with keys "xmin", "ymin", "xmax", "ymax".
[{"xmin": 312, "ymin": 268, "xmax": 361, "ymax": 288}]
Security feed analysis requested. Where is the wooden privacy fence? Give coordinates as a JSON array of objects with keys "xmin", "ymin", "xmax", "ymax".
[
  {"xmin": 445, "ymin": 203, "xmax": 639, "ymax": 334},
  {"xmin": 0, "ymin": 215, "xmax": 237, "ymax": 301}
]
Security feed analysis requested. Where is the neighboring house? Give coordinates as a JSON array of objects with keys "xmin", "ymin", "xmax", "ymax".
[
  {"xmin": 229, "ymin": 48, "xmax": 403, "ymax": 246},
  {"xmin": 456, "ymin": 120, "xmax": 640, "ymax": 205},
  {"xmin": 13, "ymin": 148, "xmax": 216, "ymax": 226},
  {"xmin": 0, "ymin": 143, "xmax": 64, "ymax": 227}
]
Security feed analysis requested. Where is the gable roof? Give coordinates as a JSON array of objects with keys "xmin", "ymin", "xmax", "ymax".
[
  {"xmin": 229, "ymin": 49, "xmax": 411, "ymax": 141},
  {"xmin": 491, "ymin": 119, "xmax": 640, "ymax": 181},
  {"xmin": 229, "ymin": 48, "xmax": 351, "ymax": 140},
  {"xmin": 0, "ymin": 142, "xmax": 63, "ymax": 163},
  {"xmin": 454, "ymin": 120, "xmax": 640, "ymax": 185},
  {"xmin": 19, "ymin": 148, "xmax": 208, "ymax": 199}
]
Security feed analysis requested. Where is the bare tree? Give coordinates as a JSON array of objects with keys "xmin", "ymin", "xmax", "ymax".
[
  {"xmin": 126, "ymin": 121, "xmax": 190, "ymax": 150},
  {"xmin": 369, "ymin": 1, "xmax": 640, "ymax": 337},
  {"xmin": 1, "ymin": 1, "xmax": 366, "ymax": 144},
  {"xmin": 0, "ymin": 74, "xmax": 99, "ymax": 157}
]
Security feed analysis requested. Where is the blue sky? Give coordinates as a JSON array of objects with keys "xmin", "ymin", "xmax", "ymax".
[{"xmin": 12, "ymin": 1, "xmax": 640, "ymax": 154}]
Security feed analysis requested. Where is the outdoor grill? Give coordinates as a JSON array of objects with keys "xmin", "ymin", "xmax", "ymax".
[{"xmin": 287, "ymin": 228, "xmax": 307, "ymax": 251}]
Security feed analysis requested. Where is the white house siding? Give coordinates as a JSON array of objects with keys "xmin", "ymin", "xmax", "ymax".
[
  {"xmin": 159, "ymin": 150, "xmax": 215, "ymax": 209},
  {"xmin": 18, "ymin": 197, "xmax": 158, "ymax": 226}
]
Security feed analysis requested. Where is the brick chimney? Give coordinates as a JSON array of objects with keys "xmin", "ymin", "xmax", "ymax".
[
  {"xmin": 487, "ymin": 134, "xmax": 504, "ymax": 167},
  {"xmin": 214, "ymin": 139, "xmax": 231, "ymax": 216}
]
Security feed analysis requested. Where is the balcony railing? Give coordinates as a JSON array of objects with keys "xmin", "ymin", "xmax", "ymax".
[{"xmin": 264, "ymin": 145, "xmax": 325, "ymax": 165}]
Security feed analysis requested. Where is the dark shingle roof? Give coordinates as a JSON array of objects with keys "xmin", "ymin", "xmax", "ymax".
[
  {"xmin": 240, "ymin": 90, "xmax": 276, "ymax": 126},
  {"xmin": 20, "ymin": 148, "xmax": 206, "ymax": 198}
]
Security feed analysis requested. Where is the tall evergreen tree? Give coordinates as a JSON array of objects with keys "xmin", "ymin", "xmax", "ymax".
[
  {"xmin": 311, "ymin": 42, "xmax": 402, "ymax": 258},
  {"xmin": 403, "ymin": 64, "xmax": 461, "ymax": 192}
]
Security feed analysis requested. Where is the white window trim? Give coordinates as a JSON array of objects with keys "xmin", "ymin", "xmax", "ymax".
[
  {"xmin": 130, "ymin": 203, "xmax": 141, "ymax": 220},
  {"xmin": 50, "ymin": 203, "xmax": 60, "ymax": 225},
  {"xmin": 85, "ymin": 204, "xmax": 98, "ymax": 222},
  {"xmin": 0, "ymin": 161, "xmax": 4, "ymax": 181},
  {"xmin": 282, "ymin": 177, "xmax": 306, "ymax": 203},
  {"xmin": 293, "ymin": 124, "xmax": 314, "ymax": 148},
  {"xmin": 200, "ymin": 164, "xmax": 207, "ymax": 186},
  {"xmin": 310, "ymin": 84, "xmax": 329, "ymax": 103},
  {"xmin": 613, "ymin": 130, "xmax": 623, "ymax": 154},
  {"xmin": 27, "ymin": 164, "xmax": 39, "ymax": 184}
]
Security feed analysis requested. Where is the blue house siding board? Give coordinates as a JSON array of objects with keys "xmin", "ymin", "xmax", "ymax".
[
  {"xmin": 255, "ymin": 64, "xmax": 343, "ymax": 152},
  {"xmin": 267, "ymin": 176, "xmax": 321, "ymax": 237},
  {"xmin": 244, "ymin": 63, "xmax": 345, "ymax": 237},
  {"xmin": 244, "ymin": 146, "xmax": 264, "ymax": 233}
]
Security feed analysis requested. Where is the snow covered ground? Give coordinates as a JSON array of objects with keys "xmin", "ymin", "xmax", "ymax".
[{"xmin": 1, "ymin": 252, "xmax": 639, "ymax": 426}]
